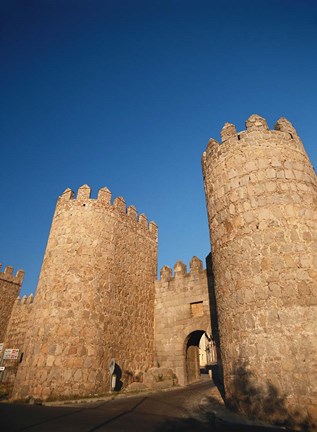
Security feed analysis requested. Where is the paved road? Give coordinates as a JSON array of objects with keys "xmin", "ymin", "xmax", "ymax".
[{"xmin": 0, "ymin": 381, "xmax": 286, "ymax": 432}]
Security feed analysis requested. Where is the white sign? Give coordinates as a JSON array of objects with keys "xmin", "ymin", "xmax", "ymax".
[
  {"xmin": 0, "ymin": 343, "xmax": 3, "ymax": 352},
  {"xmin": 0, "ymin": 366, "xmax": 5, "ymax": 371},
  {"xmin": 109, "ymin": 358, "xmax": 115, "ymax": 375},
  {"xmin": 3, "ymin": 348, "xmax": 19, "ymax": 360}
]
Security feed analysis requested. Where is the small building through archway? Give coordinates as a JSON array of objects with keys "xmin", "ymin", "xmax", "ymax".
[{"xmin": 185, "ymin": 330, "xmax": 217, "ymax": 384}]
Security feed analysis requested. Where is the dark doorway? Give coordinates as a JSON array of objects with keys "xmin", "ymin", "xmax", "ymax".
[{"xmin": 185, "ymin": 330, "xmax": 205, "ymax": 384}]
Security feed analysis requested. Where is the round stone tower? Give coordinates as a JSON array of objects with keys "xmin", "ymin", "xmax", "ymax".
[
  {"xmin": 202, "ymin": 115, "xmax": 317, "ymax": 427},
  {"xmin": 13, "ymin": 185, "xmax": 158, "ymax": 400}
]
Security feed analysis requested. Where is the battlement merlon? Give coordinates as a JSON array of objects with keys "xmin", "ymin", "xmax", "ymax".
[
  {"xmin": 221, "ymin": 123, "xmax": 237, "ymax": 142},
  {"xmin": 174, "ymin": 260, "xmax": 187, "ymax": 278},
  {"xmin": 158, "ymin": 257, "xmax": 205, "ymax": 282},
  {"xmin": 15, "ymin": 294, "xmax": 34, "ymax": 305},
  {"xmin": 160, "ymin": 265, "xmax": 173, "ymax": 282},
  {"xmin": 0, "ymin": 265, "xmax": 25, "ymax": 285},
  {"xmin": 203, "ymin": 114, "xmax": 306, "ymax": 162},
  {"xmin": 55, "ymin": 185, "xmax": 158, "ymax": 236},
  {"xmin": 274, "ymin": 117, "xmax": 308, "ymax": 157},
  {"xmin": 189, "ymin": 256, "xmax": 204, "ymax": 272}
]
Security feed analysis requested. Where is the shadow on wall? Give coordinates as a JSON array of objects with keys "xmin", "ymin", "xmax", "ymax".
[
  {"xmin": 205, "ymin": 254, "xmax": 314, "ymax": 431},
  {"xmin": 206, "ymin": 253, "xmax": 225, "ymax": 400},
  {"xmin": 226, "ymin": 362, "xmax": 313, "ymax": 431}
]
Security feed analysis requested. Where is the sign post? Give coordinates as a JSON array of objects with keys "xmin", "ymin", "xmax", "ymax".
[
  {"xmin": 3, "ymin": 349, "xmax": 19, "ymax": 360},
  {"xmin": 0, "ymin": 348, "xmax": 19, "ymax": 382},
  {"xmin": 109, "ymin": 358, "xmax": 116, "ymax": 392},
  {"xmin": 0, "ymin": 344, "xmax": 5, "ymax": 382}
]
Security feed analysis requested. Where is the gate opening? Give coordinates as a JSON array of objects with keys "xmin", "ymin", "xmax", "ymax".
[{"xmin": 185, "ymin": 330, "xmax": 217, "ymax": 384}]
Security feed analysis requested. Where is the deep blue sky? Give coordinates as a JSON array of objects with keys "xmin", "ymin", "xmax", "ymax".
[{"xmin": 1, "ymin": 0, "xmax": 316, "ymax": 296}]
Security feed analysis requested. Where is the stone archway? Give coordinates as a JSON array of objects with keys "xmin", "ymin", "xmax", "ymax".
[{"xmin": 185, "ymin": 330, "xmax": 206, "ymax": 384}]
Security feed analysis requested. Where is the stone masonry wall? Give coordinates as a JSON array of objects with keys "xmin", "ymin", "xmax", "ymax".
[
  {"xmin": 0, "ymin": 265, "xmax": 24, "ymax": 342},
  {"xmin": 2, "ymin": 295, "xmax": 34, "ymax": 386},
  {"xmin": 202, "ymin": 115, "xmax": 317, "ymax": 428},
  {"xmin": 12, "ymin": 185, "xmax": 158, "ymax": 400},
  {"xmin": 155, "ymin": 256, "xmax": 211, "ymax": 385}
]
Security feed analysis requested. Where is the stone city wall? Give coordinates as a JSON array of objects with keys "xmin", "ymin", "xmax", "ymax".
[
  {"xmin": 12, "ymin": 185, "xmax": 158, "ymax": 400},
  {"xmin": 0, "ymin": 265, "xmax": 24, "ymax": 342},
  {"xmin": 155, "ymin": 256, "xmax": 211, "ymax": 385},
  {"xmin": 202, "ymin": 115, "xmax": 317, "ymax": 428},
  {"xmin": 2, "ymin": 295, "xmax": 34, "ymax": 386}
]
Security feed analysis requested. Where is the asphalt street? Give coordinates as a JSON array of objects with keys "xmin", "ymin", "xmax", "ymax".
[{"xmin": 0, "ymin": 381, "xmax": 287, "ymax": 432}]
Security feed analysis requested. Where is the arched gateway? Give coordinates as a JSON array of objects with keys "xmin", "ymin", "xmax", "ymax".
[
  {"xmin": 185, "ymin": 330, "xmax": 205, "ymax": 384},
  {"xmin": 154, "ymin": 257, "xmax": 214, "ymax": 386}
]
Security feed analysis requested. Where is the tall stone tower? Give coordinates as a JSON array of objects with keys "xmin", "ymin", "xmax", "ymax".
[
  {"xmin": 202, "ymin": 115, "xmax": 317, "ymax": 426},
  {"xmin": 12, "ymin": 185, "xmax": 158, "ymax": 399}
]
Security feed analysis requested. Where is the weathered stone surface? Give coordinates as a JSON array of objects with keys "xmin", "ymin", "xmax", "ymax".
[
  {"xmin": 0, "ymin": 265, "xmax": 24, "ymax": 342},
  {"xmin": 155, "ymin": 257, "xmax": 211, "ymax": 385},
  {"xmin": 2, "ymin": 112, "xmax": 315, "ymax": 430},
  {"xmin": 1, "ymin": 293, "xmax": 32, "ymax": 387},
  {"xmin": 143, "ymin": 367, "xmax": 177, "ymax": 388},
  {"xmin": 11, "ymin": 186, "xmax": 158, "ymax": 400},
  {"xmin": 202, "ymin": 114, "xmax": 317, "ymax": 428}
]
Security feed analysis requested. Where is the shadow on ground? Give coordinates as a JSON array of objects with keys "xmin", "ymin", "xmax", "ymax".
[{"xmin": 154, "ymin": 403, "xmax": 290, "ymax": 432}]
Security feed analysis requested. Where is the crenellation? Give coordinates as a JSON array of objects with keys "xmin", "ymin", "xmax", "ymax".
[
  {"xmin": 113, "ymin": 196, "xmax": 126, "ymax": 213},
  {"xmin": 149, "ymin": 221, "xmax": 158, "ymax": 236},
  {"xmin": 13, "ymin": 293, "xmax": 34, "ymax": 305},
  {"xmin": 4, "ymin": 265, "xmax": 13, "ymax": 275},
  {"xmin": 60, "ymin": 188, "xmax": 74, "ymax": 202},
  {"xmin": 160, "ymin": 265, "xmax": 172, "ymax": 282},
  {"xmin": 97, "ymin": 186, "xmax": 111, "ymax": 203},
  {"xmin": 221, "ymin": 122, "xmax": 237, "ymax": 143},
  {"xmin": 275, "ymin": 117, "xmax": 311, "ymax": 158},
  {"xmin": 173, "ymin": 260, "xmax": 187, "ymax": 277},
  {"xmin": 55, "ymin": 186, "xmax": 158, "ymax": 234},
  {"xmin": 246, "ymin": 114, "xmax": 269, "ymax": 131},
  {"xmin": 77, "ymin": 184, "xmax": 91, "ymax": 199},
  {"xmin": 127, "ymin": 205, "xmax": 137, "ymax": 220},
  {"xmin": 189, "ymin": 256, "xmax": 203, "ymax": 272},
  {"xmin": 205, "ymin": 137, "xmax": 220, "ymax": 158},
  {"xmin": 159, "ymin": 257, "xmax": 206, "ymax": 284},
  {"xmin": 138, "ymin": 213, "xmax": 148, "ymax": 228},
  {"xmin": 0, "ymin": 266, "xmax": 25, "ymax": 285},
  {"xmin": 201, "ymin": 151, "xmax": 207, "ymax": 173},
  {"xmin": 274, "ymin": 116, "xmax": 297, "ymax": 137},
  {"xmin": 204, "ymin": 116, "xmax": 315, "ymax": 183},
  {"xmin": 0, "ymin": 264, "xmax": 25, "ymax": 343},
  {"xmin": 15, "ymin": 270, "xmax": 25, "ymax": 284}
]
